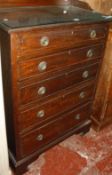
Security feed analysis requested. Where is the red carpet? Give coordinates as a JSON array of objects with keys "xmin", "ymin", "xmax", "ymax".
[{"xmin": 24, "ymin": 125, "xmax": 112, "ymax": 175}]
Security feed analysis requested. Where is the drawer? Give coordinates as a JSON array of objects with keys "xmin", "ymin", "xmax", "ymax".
[
  {"xmin": 20, "ymin": 102, "xmax": 92, "ymax": 157},
  {"xmin": 18, "ymin": 44, "xmax": 104, "ymax": 80},
  {"xmin": 18, "ymin": 81, "xmax": 94, "ymax": 132},
  {"xmin": 19, "ymin": 63, "xmax": 99, "ymax": 105},
  {"xmin": 15, "ymin": 24, "xmax": 108, "ymax": 57}
]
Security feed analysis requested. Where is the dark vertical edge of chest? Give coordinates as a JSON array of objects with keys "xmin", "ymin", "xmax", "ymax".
[{"xmin": 0, "ymin": 29, "xmax": 17, "ymax": 157}]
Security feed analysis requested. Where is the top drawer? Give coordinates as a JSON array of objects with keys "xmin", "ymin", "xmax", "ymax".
[{"xmin": 15, "ymin": 23, "xmax": 108, "ymax": 58}]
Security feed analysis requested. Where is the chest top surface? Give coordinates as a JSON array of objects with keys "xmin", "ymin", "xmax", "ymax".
[{"xmin": 0, "ymin": 5, "xmax": 112, "ymax": 32}]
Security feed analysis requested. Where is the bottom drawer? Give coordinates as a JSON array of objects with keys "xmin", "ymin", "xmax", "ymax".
[{"xmin": 20, "ymin": 102, "xmax": 92, "ymax": 157}]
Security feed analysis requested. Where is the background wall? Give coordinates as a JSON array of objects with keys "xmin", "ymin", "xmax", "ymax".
[
  {"xmin": 81, "ymin": 0, "xmax": 112, "ymax": 14},
  {"xmin": 0, "ymin": 51, "xmax": 10, "ymax": 175},
  {"xmin": 80, "ymin": 0, "xmax": 101, "ymax": 11}
]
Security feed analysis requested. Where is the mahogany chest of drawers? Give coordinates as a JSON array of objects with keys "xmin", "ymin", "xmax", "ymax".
[{"xmin": 0, "ymin": 5, "xmax": 111, "ymax": 174}]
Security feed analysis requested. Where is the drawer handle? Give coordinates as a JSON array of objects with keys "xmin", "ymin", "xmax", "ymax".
[
  {"xmin": 87, "ymin": 49, "xmax": 93, "ymax": 58},
  {"xmin": 37, "ymin": 110, "xmax": 45, "ymax": 118},
  {"xmin": 82, "ymin": 71, "xmax": 89, "ymax": 78},
  {"xmin": 75, "ymin": 114, "xmax": 81, "ymax": 120},
  {"xmin": 90, "ymin": 30, "xmax": 96, "ymax": 39},
  {"xmin": 40, "ymin": 36, "xmax": 49, "ymax": 47},
  {"xmin": 36, "ymin": 134, "xmax": 44, "ymax": 141},
  {"xmin": 79, "ymin": 92, "xmax": 85, "ymax": 99},
  {"xmin": 38, "ymin": 61, "xmax": 47, "ymax": 72},
  {"xmin": 38, "ymin": 87, "xmax": 46, "ymax": 96}
]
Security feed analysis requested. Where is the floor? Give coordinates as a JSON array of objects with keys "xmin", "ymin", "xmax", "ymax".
[{"xmin": 17, "ymin": 124, "xmax": 112, "ymax": 175}]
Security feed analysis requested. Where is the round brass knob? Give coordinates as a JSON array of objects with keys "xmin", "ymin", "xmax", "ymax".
[
  {"xmin": 38, "ymin": 61, "xmax": 47, "ymax": 72},
  {"xmin": 36, "ymin": 134, "xmax": 44, "ymax": 141},
  {"xmin": 40, "ymin": 36, "xmax": 49, "ymax": 47},
  {"xmin": 90, "ymin": 30, "xmax": 96, "ymax": 39},
  {"xmin": 79, "ymin": 92, "xmax": 85, "ymax": 99},
  {"xmin": 75, "ymin": 114, "xmax": 80, "ymax": 120},
  {"xmin": 38, "ymin": 87, "xmax": 46, "ymax": 96},
  {"xmin": 82, "ymin": 70, "xmax": 89, "ymax": 79},
  {"xmin": 87, "ymin": 49, "xmax": 93, "ymax": 58},
  {"xmin": 37, "ymin": 110, "xmax": 45, "ymax": 118}
]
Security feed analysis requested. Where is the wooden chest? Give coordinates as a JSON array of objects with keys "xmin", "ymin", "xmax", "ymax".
[{"xmin": 0, "ymin": 5, "xmax": 111, "ymax": 175}]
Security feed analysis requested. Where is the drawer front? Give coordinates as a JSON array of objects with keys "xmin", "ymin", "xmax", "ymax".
[
  {"xmin": 19, "ymin": 63, "xmax": 99, "ymax": 105},
  {"xmin": 16, "ymin": 24, "xmax": 108, "ymax": 57},
  {"xmin": 18, "ymin": 81, "xmax": 94, "ymax": 132},
  {"xmin": 20, "ymin": 102, "xmax": 92, "ymax": 157},
  {"xmin": 18, "ymin": 44, "xmax": 104, "ymax": 80}
]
